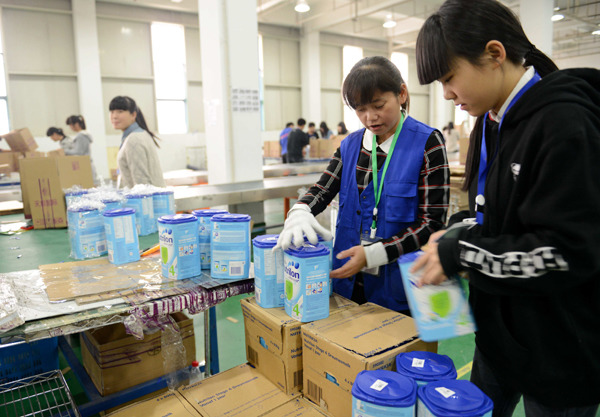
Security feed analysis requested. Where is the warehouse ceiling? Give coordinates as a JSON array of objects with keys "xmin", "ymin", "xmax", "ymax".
[{"xmin": 100, "ymin": 0, "xmax": 600, "ymax": 61}]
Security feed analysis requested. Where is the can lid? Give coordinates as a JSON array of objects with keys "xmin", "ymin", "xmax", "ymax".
[
  {"xmin": 67, "ymin": 206, "xmax": 98, "ymax": 213},
  {"xmin": 396, "ymin": 351, "xmax": 457, "ymax": 381},
  {"xmin": 397, "ymin": 250, "xmax": 423, "ymax": 264},
  {"xmin": 253, "ymin": 234, "xmax": 279, "ymax": 249},
  {"xmin": 303, "ymin": 235, "xmax": 333, "ymax": 244},
  {"xmin": 284, "ymin": 242, "xmax": 329, "ymax": 258},
  {"xmin": 351, "ymin": 370, "xmax": 416, "ymax": 407},
  {"xmin": 158, "ymin": 213, "xmax": 198, "ymax": 224},
  {"xmin": 418, "ymin": 380, "xmax": 493, "ymax": 416},
  {"xmin": 103, "ymin": 208, "xmax": 136, "ymax": 217},
  {"xmin": 65, "ymin": 190, "xmax": 88, "ymax": 196},
  {"xmin": 211, "ymin": 213, "xmax": 251, "ymax": 222},
  {"xmin": 154, "ymin": 190, "xmax": 174, "ymax": 196},
  {"xmin": 192, "ymin": 209, "xmax": 229, "ymax": 217}
]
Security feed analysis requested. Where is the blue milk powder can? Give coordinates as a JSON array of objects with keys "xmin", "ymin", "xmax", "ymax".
[
  {"xmin": 67, "ymin": 206, "xmax": 107, "ymax": 259},
  {"xmin": 100, "ymin": 199, "xmax": 122, "ymax": 213},
  {"xmin": 124, "ymin": 193, "xmax": 156, "ymax": 236},
  {"xmin": 210, "ymin": 213, "xmax": 251, "ymax": 279},
  {"xmin": 304, "ymin": 235, "xmax": 334, "ymax": 296},
  {"xmin": 395, "ymin": 351, "xmax": 457, "ymax": 386},
  {"xmin": 158, "ymin": 214, "xmax": 200, "ymax": 279},
  {"xmin": 192, "ymin": 209, "xmax": 229, "ymax": 269},
  {"xmin": 65, "ymin": 189, "xmax": 88, "ymax": 209},
  {"xmin": 284, "ymin": 243, "xmax": 330, "ymax": 322},
  {"xmin": 252, "ymin": 234, "xmax": 284, "ymax": 308},
  {"xmin": 103, "ymin": 208, "xmax": 140, "ymax": 265},
  {"xmin": 352, "ymin": 369, "xmax": 417, "ymax": 417},
  {"xmin": 153, "ymin": 189, "xmax": 175, "ymax": 220},
  {"xmin": 417, "ymin": 379, "xmax": 493, "ymax": 417}
]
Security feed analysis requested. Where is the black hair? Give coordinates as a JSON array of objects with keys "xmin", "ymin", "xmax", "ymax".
[
  {"xmin": 109, "ymin": 96, "xmax": 160, "ymax": 148},
  {"xmin": 65, "ymin": 115, "xmax": 86, "ymax": 130},
  {"xmin": 308, "ymin": 122, "xmax": 316, "ymax": 128},
  {"xmin": 342, "ymin": 55, "xmax": 409, "ymax": 111},
  {"xmin": 297, "ymin": 118, "xmax": 306, "ymax": 127},
  {"xmin": 337, "ymin": 121, "xmax": 348, "ymax": 134},
  {"xmin": 319, "ymin": 121, "xmax": 329, "ymax": 131},
  {"xmin": 286, "ymin": 122, "xmax": 294, "ymax": 128},
  {"xmin": 447, "ymin": 122, "xmax": 454, "ymax": 130},
  {"xmin": 46, "ymin": 127, "xmax": 65, "ymax": 138},
  {"xmin": 416, "ymin": 0, "xmax": 558, "ymax": 190}
]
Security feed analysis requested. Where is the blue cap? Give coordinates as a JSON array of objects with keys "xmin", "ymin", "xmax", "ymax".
[
  {"xmin": 253, "ymin": 234, "xmax": 279, "ymax": 249},
  {"xmin": 158, "ymin": 213, "xmax": 198, "ymax": 224},
  {"xmin": 103, "ymin": 208, "xmax": 135, "ymax": 217},
  {"xmin": 67, "ymin": 206, "xmax": 98, "ymax": 213},
  {"xmin": 352, "ymin": 370, "xmax": 417, "ymax": 407},
  {"xmin": 153, "ymin": 190, "xmax": 174, "ymax": 195},
  {"xmin": 418, "ymin": 380, "xmax": 493, "ymax": 417},
  {"xmin": 396, "ymin": 351, "xmax": 457, "ymax": 382},
  {"xmin": 65, "ymin": 190, "xmax": 88, "ymax": 196},
  {"xmin": 211, "ymin": 213, "xmax": 251, "ymax": 222},
  {"xmin": 398, "ymin": 250, "xmax": 423, "ymax": 264},
  {"xmin": 284, "ymin": 242, "xmax": 329, "ymax": 258},
  {"xmin": 192, "ymin": 209, "xmax": 229, "ymax": 217}
]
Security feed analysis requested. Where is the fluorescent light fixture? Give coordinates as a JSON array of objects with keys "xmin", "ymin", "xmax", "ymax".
[
  {"xmin": 383, "ymin": 14, "xmax": 396, "ymax": 29},
  {"xmin": 551, "ymin": 14, "xmax": 564, "ymax": 22},
  {"xmin": 593, "ymin": 30, "xmax": 600, "ymax": 35},
  {"xmin": 295, "ymin": 0, "xmax": 310, "ymax": 13},
  {"xmin": 171, "ymin": 0, "xmax": 183, "ymax": 3}
]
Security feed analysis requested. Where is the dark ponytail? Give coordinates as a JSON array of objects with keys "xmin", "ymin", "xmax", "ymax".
[
  {"xmin": 109, "ymin": 96, "xmax": 160, "ymax": 148},
  {"xmin": 66, "ymin": 115, "xmax": 86, "ymax": 130},
  {"xmin": 416, "ymin": 0, "xmax": 558, "ymax": 191}
]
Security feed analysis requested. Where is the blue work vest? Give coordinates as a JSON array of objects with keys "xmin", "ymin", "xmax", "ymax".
[{"xmin": 332, "ymin": 115, "xmax": 432, "ymax": 311}]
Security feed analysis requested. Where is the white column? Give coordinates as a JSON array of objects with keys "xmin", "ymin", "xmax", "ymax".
[
  {"xmin": 301, "ymin": 31, "xmax": 321, "ymax": 124},
  {"xmin": 198, "ymin": 0, "xmax": 263, "ymax": 185},
  {"xmin": 71, "ymin": 0, "xmax": 108, "ymax": 181},
  {"xmin": 520, "ymin": 0, "xmax": 553, "ymax": 57}
]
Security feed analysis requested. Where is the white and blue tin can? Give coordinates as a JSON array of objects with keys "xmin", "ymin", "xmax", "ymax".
[
  {"xmin": 352, "ymin": 370, "xmax": 417, "ymax": 417},
  {"xmin": 67, "ymin": 206, "xmax": 107, "ymax": 259},
  {"xmin": 305, "ymin": 235, "xmax": 334, "ymax": 296},
  {"xmin": 65, "ymin": 189, "xmax": 88, "ymax": 209},
  {"xmin": 252, "ymin": 234, "xmax": 284, "ymax": 308},
  {"xmin": 100, "ymin": 198, "xmax": 122, "ymax": 213},
  {"xmin": 124, "ymin": 193, "xmax": 155, "ymax": 236},
  {"xmin": 103, "ymin": 208, "xmax": 140, "ymax": 265},
  {"xmin": 192, "ymin": 209, "xmax": 229, "ymax": 269},
  {"xmin": 210, "ymin": 213, "xmax": 251, "ymax": 279},
  {"xmin": 153, "ymin": 189, "xmax": 175, "ymax": 220},
  {"xmin": 158, "ymin": 214, "xmax": 200, "ymax": 280},
  {"xmin": 395, "ymin": 351, "xmax": 457, "ymax": 386},
  {"xmin": 417, "ymin": 379, "xmax": 493, "ymax": 417},
  {"xmin": 284, "ymin": 243, "xmax": 330, "ymax": 322}
]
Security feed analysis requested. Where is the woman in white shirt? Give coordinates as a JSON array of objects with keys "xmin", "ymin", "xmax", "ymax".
[
  {"xmin": 108, "ymin": 96, "xmax": 166, "ymax": 188},
  {"xmin": 66, "ymin": 114, "xmax": 98, "ymax": 182}
]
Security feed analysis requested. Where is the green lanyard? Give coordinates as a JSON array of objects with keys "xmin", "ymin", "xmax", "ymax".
[{"xmin": 370, "ymin": 112, "xmax": 405, "ymax": 238}]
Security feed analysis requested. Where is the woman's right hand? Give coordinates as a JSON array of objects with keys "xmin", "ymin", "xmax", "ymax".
[{"xmin": 274, "ymin": 208, "xmax": 332, "ymax": 250}]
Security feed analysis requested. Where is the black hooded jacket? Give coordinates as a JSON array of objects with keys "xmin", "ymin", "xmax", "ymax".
[{"xmin": 439, "ymin": 68, "xmax": 600, "ymax": 407}]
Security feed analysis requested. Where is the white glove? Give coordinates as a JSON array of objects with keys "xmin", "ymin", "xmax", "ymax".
[{"xmin": 275, "ymin": 207, "xmax": 333, "ymax": 250}]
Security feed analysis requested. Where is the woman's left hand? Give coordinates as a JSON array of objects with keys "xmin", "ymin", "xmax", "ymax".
[
  {"xmin": 411, "ymin": 236, "xmax": 448, "ymax": 287},
  {"xmin": 330, "ymin": 245, "xmax": 367, "ymax": 278}
]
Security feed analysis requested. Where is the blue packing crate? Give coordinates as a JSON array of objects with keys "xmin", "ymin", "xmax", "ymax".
[{"xmin": 0, "ymin": 337, "xmax": 59, "ymax": 383}]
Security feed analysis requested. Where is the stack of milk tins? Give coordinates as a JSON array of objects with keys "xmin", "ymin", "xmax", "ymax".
[
  {"xmin": 251, "ymin": 233, "xmax": 333, "ymax": 322},
  {"xmin": 351, "ymin": 350, "xmax": 493, "ymax": 416}
]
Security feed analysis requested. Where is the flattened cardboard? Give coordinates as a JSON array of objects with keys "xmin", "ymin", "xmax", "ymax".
[
  {"xmin": 301, "ymin": 303, "xmax": 437, "ymax": 417},
  {"xmin": 241, "ymin": 294, "xmax": 356, "ymax": 394},
  {"xmin": 1, "ymin": 128, "xmax": 37, "ymax": 152},
  {"xmin": 263, "ymin": 397, "xmax": 329, "ymax": 416},
  {"xmin": 179, "ymin": 363, "xmax": 296, "ymax": 417},
  {"xmin": 106, "ymin": 391, "xmax": 201, "ymax": 417},
  {"xmin": 81, "ymin": 312, "xmax": 195, "ymax": 396}
]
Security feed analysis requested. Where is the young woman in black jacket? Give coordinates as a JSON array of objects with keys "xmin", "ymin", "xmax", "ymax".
[{"xmin": 413, "ymin": 1, "xmax": 600, "ymax": 416}]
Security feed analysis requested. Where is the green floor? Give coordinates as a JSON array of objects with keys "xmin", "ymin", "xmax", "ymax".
[{"xmin": 5, "ymin": 199, "xmax": 593, "ymax": 416}]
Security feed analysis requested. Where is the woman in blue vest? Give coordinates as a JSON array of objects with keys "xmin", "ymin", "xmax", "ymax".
[{"xmin": 276, "ymin": 56, "xmax": 449, "ymax": 312}]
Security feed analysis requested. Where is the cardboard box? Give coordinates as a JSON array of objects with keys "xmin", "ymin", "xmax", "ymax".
[
  {"xmin": 241, "ymin": 294, "xmax": 357, "ymax": 394},
  {"xmin": 46, "ymin": 148, "xmax": 65, "ymax": 158},
  {"xmin": 301, "ymin": 303, "xmax": 437, "ymax": 417},
  {"xmin": 319, "ymin": 136, "xmax": 343, "ymax": 158},
  {"xmin": 309, "ymin": 139, "xmax": 321, "ymax": 158},
  {"xmin": 263, "ymin": 397, "xmax": 329, "ymax": 416},
  {"xmin": 264, "ymin": 140, "xmax": 281, "ymax": 158},
  {"xmin": 179, "ymin": 363, "xmax": 297, "ymax": 417},
  {"xmin": 81, "ymin": 312, "xmax": 195, "ymax": 396},
  {"xmin": 1, "ymin": 128, "xmax": 38, "ymax": 152},
  {"xmin": 0, "ymin": 151, "xmax": 19, "ymax": 174},
  {"xmin": 19, "ymin": 155, "xmax": 94, "ymax": 228},
  {"xmin": 449, "ymin": 175, "xmax": 468, "ymax": 218},
  {"xmin": 107, "ymin": 391, "xmax": 201, "ymax": 417},
  {"xmin": 459, "ymin": 135, "xmax": 469, "ymax": 165}
]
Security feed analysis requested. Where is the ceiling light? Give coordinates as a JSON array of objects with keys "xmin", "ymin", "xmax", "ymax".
[
  {"xmin": 383, "ymin": 14, "xmax": 396, "ymax": 29},
  {"xmin": 171, "ymin": 0, "xmax": 183, "ymax": 3},
  {"xmin": 294, "ymin": 0, "xmax": 310, "ymax": 13},
  {"xmin": 551, "ymin": 14, "xmax": 564, "ymax": 22},
  {"xmin": 593, "ymin": 30, "xmax": 600, "ymax": 35}
]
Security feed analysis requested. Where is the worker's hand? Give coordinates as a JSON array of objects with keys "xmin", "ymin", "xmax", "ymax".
[
  {"xmin": 411, "ymin": 237, "xmax": 448, "ymax": 286},
  {"xmin": 275, "ymin": 209, "xmax": 333, "ymax": 251},
  {"xmin": 330, "ymin": 245, "xmax": 366, "ymax": 279}
]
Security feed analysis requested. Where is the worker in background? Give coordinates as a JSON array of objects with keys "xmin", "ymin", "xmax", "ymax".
[
  {"xmin": 109, "ymin": 96, "xmax": 166, "ymax": 188},
  {"xmin": 413, "ymin": 0, "xmax": 600, "ymax": 415},
  {"xmin": 276, "ymin": 56, "xmax": 449, "ymax": 312},
  {"xmin": 46, "ymin": 127, "xmax": 74, "ymax": 153},
  {"xmin": 307, "ymin": 122, "xmax": 319, "ymax": 139},
  {"xmin": 442, "ymin": 121, "xmax": 459, "ymax": 154},
  {"xmin": 319, "ymin": 121, "xmax": 333, "ymax": 139},
  {"xmin": 279, "ymin": 121, "xmax": 293, "ymax": 163},
  {"xmin": 337, "ymin": 121, "xmax": 348, "ymax": 136},
  {"xmin": 65, "ymin": 114, "xmax": 98, "ymax": 183},
  {"xmin": 286, "ymin": 118, "xmax": 309, "ymax": 163}
]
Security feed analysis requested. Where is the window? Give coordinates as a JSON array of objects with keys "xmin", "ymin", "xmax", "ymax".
[
  {"xmin": 391, "ymin": 52, "xmax": 409, "ymax": 84},
  {"xmin": 151, "ymin": 22, "xmax": 187, "ymax": 134},
  {"xmin": 0, "ymin": 29, "xmax": 9, "ymax": 133},
  {"xmin": 342, "ymin": 45, "xmax": 363, "ymax": 132}
]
